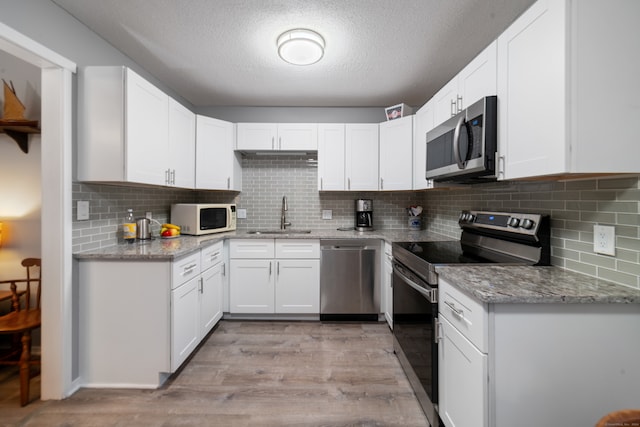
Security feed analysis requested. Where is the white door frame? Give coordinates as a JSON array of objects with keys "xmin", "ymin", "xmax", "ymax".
[{"xmin": 0, "ymin": 23, "xmax": 76, "ymax": 399}]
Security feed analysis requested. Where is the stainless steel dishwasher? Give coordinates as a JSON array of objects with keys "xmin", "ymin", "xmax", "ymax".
[{"xmin": 320, "ymin": 239, "xmax": 380, "ymax": 321}]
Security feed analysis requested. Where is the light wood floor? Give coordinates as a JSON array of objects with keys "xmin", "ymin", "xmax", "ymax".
[{"xmin": 1, "ymin": 321, "xmax": 429, "ymax": 426}]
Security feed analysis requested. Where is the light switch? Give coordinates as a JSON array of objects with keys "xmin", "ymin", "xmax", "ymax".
[{"xmin": 77, "ymin": 200, "xmax": 90, "ymax": 221}]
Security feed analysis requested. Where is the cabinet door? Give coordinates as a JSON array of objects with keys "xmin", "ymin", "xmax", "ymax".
[
  {"xmin": 317, "ymin": 123, "xmax": 346, "ymax": 190},
  {"xmin": 433, "ymin": 77, "xmax": 460, "ymax": 127},
  {"xmin": 229, "ymin": 259, "xmax": 274, "ymax": 313},
  {"xmin": 199, "ymin": 262, "xmax": 223, "ymax": 337},
  {"xmin": 171, "ymin": 276, "xmax": 199, "ymax": 372},
  {"xmin": 496, "ymin": 0, "xmax": 566, "ymax": 180},
  {"xmin": 275, "ymin": 259, "xmax": 320, "ymax": 314},
  {"xmin": 345, "ymin": 124, "xmax": 379, "ymax": 191},
  {"xmin": 278, "ymin": 123, "xmax": 318, "ymax": 150},
  {"xmin": 379, "ymin": 116, "xmax": 413, "ymax": 191},
  {"xmin": 168, "ymin": 98, "xmax": 195, "ymax": 189},
  {"xmin": 383, "ymin": 247, "xmax": 393, "ymax": 328},
  {"xmin": 196, "ymin": 116, "xmax": 235, "ymax": 190},
  {"xmin": 413, "ymin": 101, "xmax": 434, "ymax": 190},
  {"xmin": 457, "ymin": 40, "xmax": 497, "ymax": 110},
  {"xmin": 125, "ymin": 68, "xmax": 169, "ymax": 186},
  {"xmin": 439, "ymin": 316, "xmax": 488, "ymax": 427},
  {"xmin": 237, "ymin": 123, "xmax": 277, "ymax": 150}
]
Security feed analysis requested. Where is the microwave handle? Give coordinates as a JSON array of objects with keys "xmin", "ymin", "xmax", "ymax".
[{"xmin": 452, "ymin": 115, "xmax": 466, "ymax": 170}]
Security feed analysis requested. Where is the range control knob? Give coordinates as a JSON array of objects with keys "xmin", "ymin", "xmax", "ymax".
[
  {"xmin": 459, "ymin": 212, "xmax": 467, "ymax": 222},
  {"xmin": 521, "ymin": 218, "xmax": 535, "ymax": 230},
  {"xmin": 508, "ymin": 217, "xmax": 520, "ymax": 228}
]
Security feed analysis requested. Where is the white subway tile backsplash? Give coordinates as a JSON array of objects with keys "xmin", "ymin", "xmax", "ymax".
[
  {"xmin": 423, "ymin": 177, "xmax": 640, "ymax": 289},
  {"xmin": 72, "ymin": 165, "xmax": 640, "ymax": 289}
]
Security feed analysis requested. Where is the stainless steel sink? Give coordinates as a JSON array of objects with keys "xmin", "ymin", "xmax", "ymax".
[{"xmin": 246, "ymin": 230, "xmax": 312, "ymax": 235}]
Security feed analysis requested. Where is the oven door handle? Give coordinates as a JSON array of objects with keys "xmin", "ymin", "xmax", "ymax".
[{"xmin": 395, "ymin": 267, "xmax": 437, "ymax": 303}]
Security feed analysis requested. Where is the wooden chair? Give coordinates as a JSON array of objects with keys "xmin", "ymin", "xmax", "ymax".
[
  {"xmin": 0, "ymin": 258, "xmax": 41, "ymax": 406},
  {"xmin": 595, "ymin": 409, "xmax": 640, "ymax": 427}
]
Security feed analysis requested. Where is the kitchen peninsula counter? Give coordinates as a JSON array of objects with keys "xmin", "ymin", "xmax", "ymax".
[
  {"xmin": 437, "ymin": 265, "xmax": 640, "ymax": 304},
  {"xmin": 73, "ymin": 229, "xmax": 450, "ymax": 260}
]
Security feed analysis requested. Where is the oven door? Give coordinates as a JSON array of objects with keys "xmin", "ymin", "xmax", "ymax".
[{"xmin": 392, "ymin": 260, "xmax": 439, "ymax": 426}]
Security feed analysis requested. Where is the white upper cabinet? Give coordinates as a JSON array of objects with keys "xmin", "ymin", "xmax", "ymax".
[
  {"xmin": 497, "ymin": 0, "xmax": 640, "ymax": 180},
  {"xmin": 413, "ymin": 100, "xmax": 435, "ymax": 190},
  {"xmin": 379, "ymin": 116, "xmax": 413, "ymax": 191},
  {"xmin": 125, "ymin": 69, "xmax": 169, "ymax": 186},
  {"xmin": 345, "ymin": 123, "xmax": 379, "ymax": 191},
  {"xmin": 318, "ymin": 123, "xmax": 379, "ymax": 191},
  {"xmin": 195, "ymin": 115, "xmax": 242, "ymax": 191},
  {"xmin": 317, "ymin": 124, "xmax": 346, "ymax": 191},
  {"xmin": 79, "ymin": 66, "xmax": 197, "ymax": 188},
  {"xmin": 168, "ymin": 98, "xmax": 195, "ymax": 189},
  {"xmin": 278, "ymin": 123, "xmax": 318, "ymax": 150},
  {"xmin": 433, "ymin": 41, "xmax": 497, "ymax": 127},
  {"xmin": 236, "ymin": 123, "xmax": 318, "ymax": 151}
]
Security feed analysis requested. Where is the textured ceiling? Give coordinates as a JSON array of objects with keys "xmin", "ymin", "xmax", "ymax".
[{"xmin": 52, "ymin": 0, "xmax": 536, "ymax": 108}]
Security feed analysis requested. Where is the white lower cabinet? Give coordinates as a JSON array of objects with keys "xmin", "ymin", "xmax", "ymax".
[
  {"xmin": 438, "ymin": 277, "xmax": 488, "ymax": 427},
  {"xmin": 229, "ymin": 259, "xmax": 275, "ymax": 313},
  {"xmin": 439, "ymin": 316, "xmax": 487, "ymax": 427},
  {"xmin": 78, "ymin": 243, "xmax": 226, "ymax": 388},
  {"xmin": 438, "ymin": 277, "xmax": 640, "ymax": 427},
  {"xmin": 275, "ymin": 259, "xmax": 320, "ymax": 313},
  {"xmin": 229, "ymin": 239, "xmax": 320, "ymax": 315},
  {"xmin": 171, "ymin": 275, "xmax": 200, "ymax": 372},
  {"xmin": 199, "ymin": 242, "xmax": 225, "ymax": 337}
]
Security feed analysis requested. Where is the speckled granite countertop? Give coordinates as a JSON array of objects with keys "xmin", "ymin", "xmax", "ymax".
[
  {"xmin": 436, "ymin": 265, "xmax": 640, "ymax": 304},
  {"xmin": 73, "ymin": 229, "xmax": 450, "ymax": 261}
]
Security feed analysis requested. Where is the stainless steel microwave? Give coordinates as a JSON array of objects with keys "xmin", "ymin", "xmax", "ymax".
[
  {"xmin": 426, "ymin": 96, "xmax": 497, "ymax": 183},
  {"xmin": 170, "ymin": 203, "xmax": 236, "ymax": 235}
]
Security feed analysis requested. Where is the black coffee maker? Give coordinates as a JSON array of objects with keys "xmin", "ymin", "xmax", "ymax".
[{"xmin": 355, "ymin": 199, "xmax": 373, "ymax": 231}]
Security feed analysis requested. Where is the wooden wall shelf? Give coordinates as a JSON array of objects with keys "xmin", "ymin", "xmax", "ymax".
[{"xmin": 0, "ymin": 122, "xmax": 40, "ymax": 154}]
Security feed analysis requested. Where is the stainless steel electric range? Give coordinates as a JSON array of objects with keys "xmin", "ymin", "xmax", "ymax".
[{"xmin": 392, "ymin": 210, "xmax": 550, "ymax": 427}]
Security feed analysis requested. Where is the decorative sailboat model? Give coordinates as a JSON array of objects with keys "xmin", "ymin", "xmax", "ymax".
[{"xmin": 0, "ymin": 79, "xmax": 40, "ymax": 153}]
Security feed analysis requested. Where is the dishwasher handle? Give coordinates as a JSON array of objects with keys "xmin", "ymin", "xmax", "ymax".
[{"xmin": 324, "ymin": 246, "xmax": 369, "ymax": 250}]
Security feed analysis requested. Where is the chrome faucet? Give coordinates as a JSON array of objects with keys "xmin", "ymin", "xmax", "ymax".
[{"xmin": 281, "ymin": 196, "xmax": 291, "ymax": 230}]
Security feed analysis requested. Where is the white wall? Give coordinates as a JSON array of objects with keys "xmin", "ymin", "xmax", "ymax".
[
  {"xmin": 0, "ymin": 50, "xmax": 41, "ymax": 280},
  {"xmin": 198, "ymin": 106, "xmax": 385, "ymax": 123}
]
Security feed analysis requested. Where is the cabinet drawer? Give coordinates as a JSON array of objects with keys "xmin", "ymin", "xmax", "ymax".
[
  {"xmin": 275, "ymin": 239, "xmax": 320, "ymax": 259},
  {"xmin": 201, "ymin": 241, "xmax": 224, "ymax": 271},
  {"xmin": 172, "ymin": 251, "xmax": 201, "ymax": 289},
  {"xmin": 229, "ymin": 239, "xmax": 275, "ymax": 258},
  {"xmin": 439, "ymin": 277, "xmax": 488, "ymax": 352}
]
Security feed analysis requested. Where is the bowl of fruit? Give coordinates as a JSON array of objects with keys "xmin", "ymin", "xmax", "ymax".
[{"xmin": 160, "ymin": 223, "xmax": 181, "ymax": 239}]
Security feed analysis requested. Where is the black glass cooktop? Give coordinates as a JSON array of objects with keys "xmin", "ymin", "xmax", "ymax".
[{"xmin": 393, "ymin": 240, "xmax": 494, "ymax": 265}]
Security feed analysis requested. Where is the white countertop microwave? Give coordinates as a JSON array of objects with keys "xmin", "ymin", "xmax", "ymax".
[{"xmin": 171, "ymin": 203, "xmax": 236, "ymax": 235}]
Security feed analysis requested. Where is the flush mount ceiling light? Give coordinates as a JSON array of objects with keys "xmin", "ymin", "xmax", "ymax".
[{"xmin": 277, "ymin": 29, "xmax": 325, "ymax": 66}]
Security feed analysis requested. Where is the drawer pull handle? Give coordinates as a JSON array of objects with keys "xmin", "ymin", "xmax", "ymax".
[
  {"xmin": 182, "ymin": 263, "xmax": 197, "ymax": 275},
  {"xmin": 445, "ymin": 300, "xmax": 464, "ymax": 317}
]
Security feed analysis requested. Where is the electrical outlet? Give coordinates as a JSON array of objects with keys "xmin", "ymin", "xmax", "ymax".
[
  {"xmin": 322, "ymin": 209, "xmax": 332, "ymax": 220},
  {"xmin": 237, "ymin": 209, "xmax": 247, "ymax": 219},
  {"xmin": 593, "ymin": 225, "xmax": 615, "ymax": 256},
  {"xmin": 145, "ymin": 211, "xmax": 153, "ymax": 220},
  {"xmin": 77, "ymin": 200, "xmax": 89, "ymax": 221}
]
